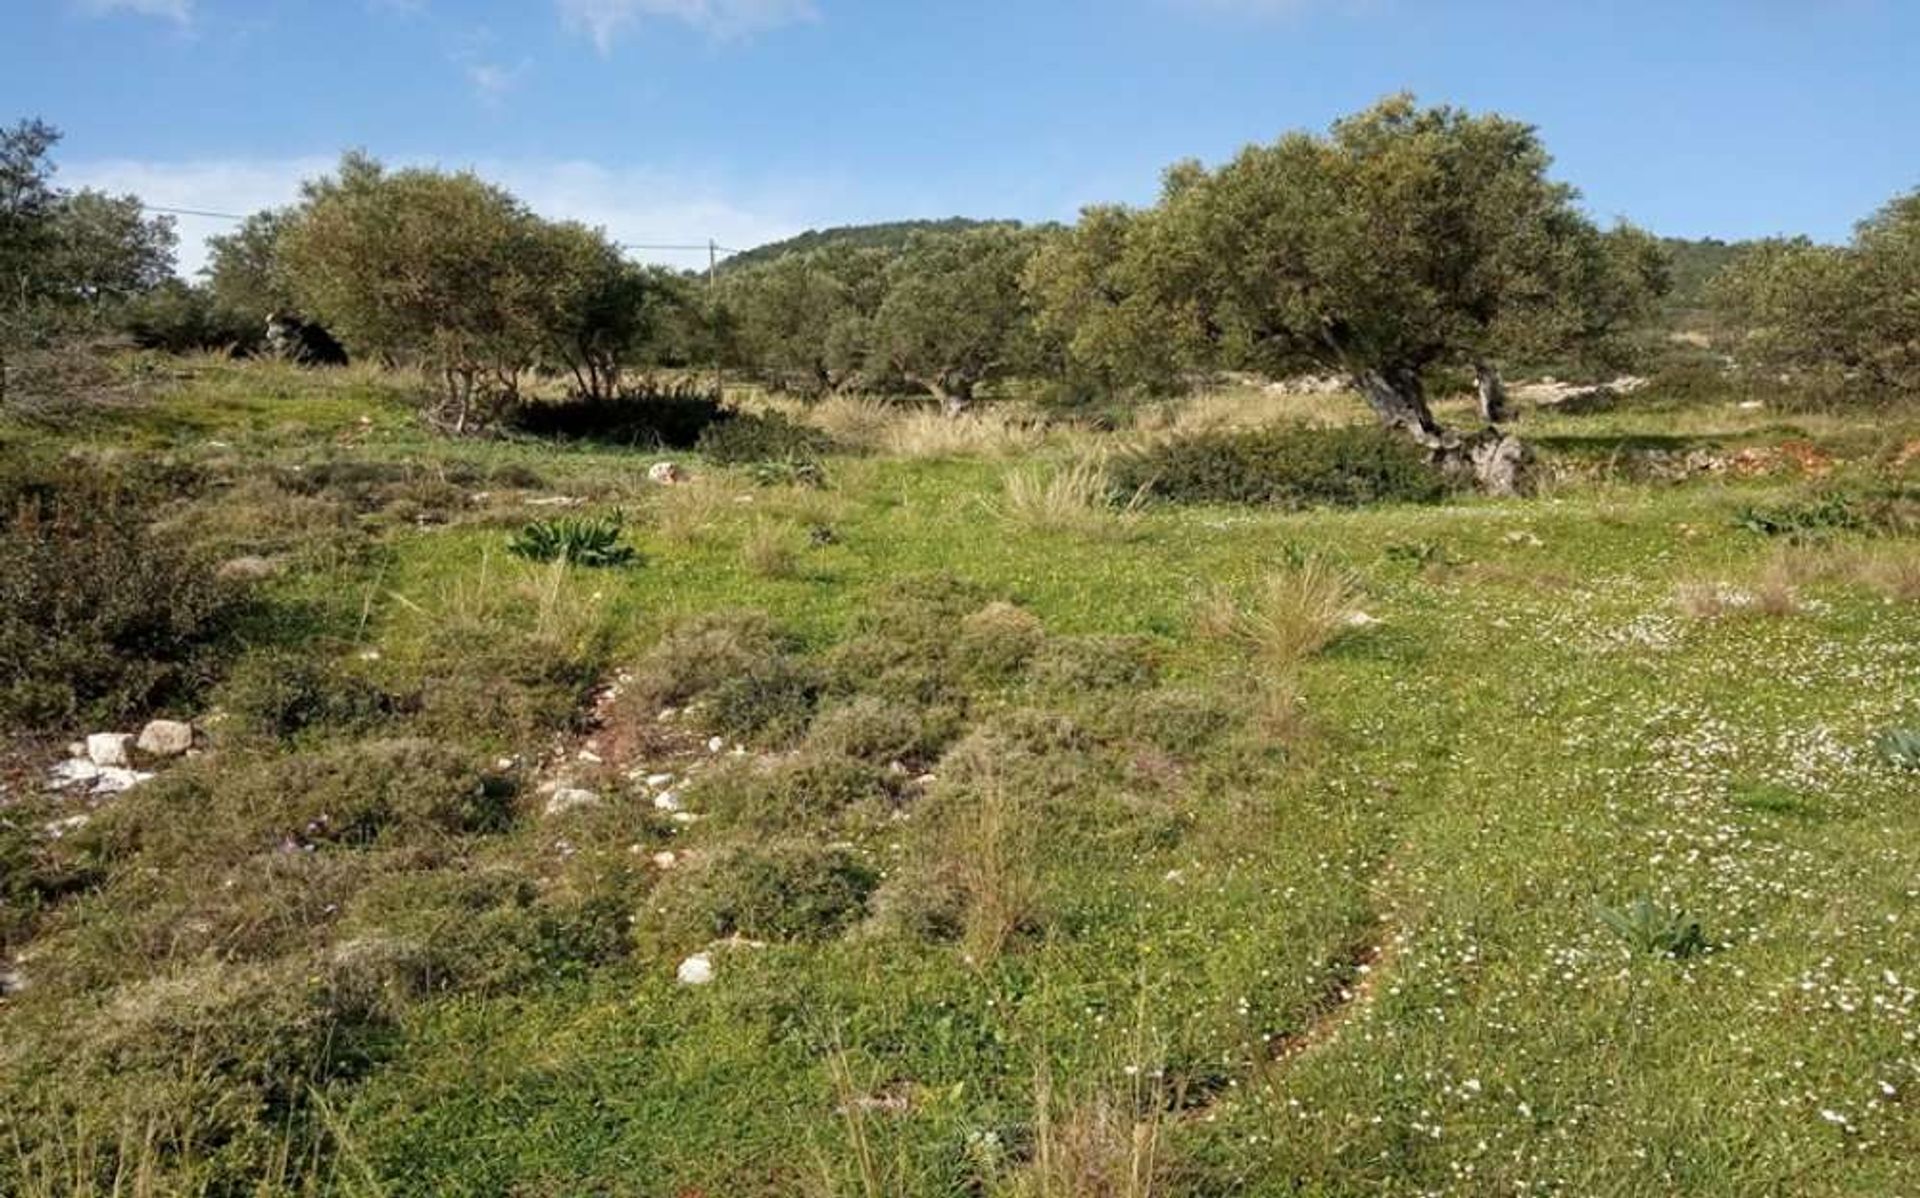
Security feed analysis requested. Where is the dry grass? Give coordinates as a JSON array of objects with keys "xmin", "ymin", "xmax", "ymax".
[
  {"xmin": 1855, "ymin": 543, "xmax": 1920, "ymax": 602},
  {"xmin": 652, "ymin": 477, "xmax": 743, "ymax": 546},
  {"xmin": 997, "ymin": 458, "xmax": 1147, "ymax": 537},
  {"xmin": 882, "ymin": 409, "xmax": 1047, "ymax": 459},
  {"xmin": 1673, "ymin": 578, "xmax": 1801, "ymax": 620},
  {"xmin": 1195, "ymin": 559, "xmax": 1361, "ymax": 670},
  {"xmin": 941, "ymin": 754, "xmax": 1042, "ymax": 966},
  {"xmin": 741, "ymin": 519, "xmax": 802, "ymax": 580},
  {"xmin": 803, "ymin": 395, "xmax": 900, "ymax": 450}
]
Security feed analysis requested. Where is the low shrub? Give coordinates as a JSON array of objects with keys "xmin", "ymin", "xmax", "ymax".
[
  {"xmin": 630, "ymin": 610, "xmax": 796, "ymax": 709},
  {"xmin": 1876, "ymin": 727, "xmax": 1920, "ymax": 771},
  {"xmin": 217, "ymin": 649, "xmax": 395, "ymax": 742},
  {"xmin": 0, "ymin": 470, "xmax": 250, "ymax": 729},
  {"xmin": 706, "ymin": 655, "xmax": 823, "ymax": 745},
  {"xmin": 698, "ymin": 755, "xmax": 901, "ymax": 831},
  {"xmin": 646, "ymin": 841, "xmax": 877, "ymax": 947},
  {"xmin": 508, "ymin": 380, "xmax": 729, "ymax": 448},
  {"xmin": 1195, "ymin": 559, "xmax": 1361, "ymax": 668},
  {"xmin": 805, "ymin": 695, "xmax": 951, "ymax": 766},
  {"xmin": 696, "ymin": 410, "xmax": 838, "ymax": 466},
  {"xmin": 1112, "ymin": 423, "xmax": 1451, "ymax": 508},
  {"xmin": 1028, "ymin": 634, "xmax": 1157, "ymax": 692},
  {"xmin": 954, "ymin": 601, "xmax": 1047, "ymax": 681}
]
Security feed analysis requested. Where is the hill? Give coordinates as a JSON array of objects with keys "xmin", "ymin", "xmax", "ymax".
[{"xmin": 720, "ymin": 217, "xmax": 1017, "ymax": 271}]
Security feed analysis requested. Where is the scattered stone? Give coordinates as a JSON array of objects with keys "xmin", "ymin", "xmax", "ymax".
[
  {"xmin": 651, "ymin": 850, "xmax": 679, "ymax": 870},
  {"xmin": 526, "ymin": 495, "xmax": 587, "ymax": 508},
  {"xmin": 706, "ymin": 735, "xmax": 725, "ymax": 753},
  {"xmin": 544, "ymin": 787, "xmax": 602, "ymax": 817},
  {"xmin": 65, "ymin": 741, "xmax": 85, "ymax": 759},
  {"xmin": 136, "ymin": 719, "xmax": 195, "ymax": 758},
  {"xmin": 1502, "ymin": 530, "xmax": 1544, "ymax": 547},
  {"xmin": 86, "ymin": 732, "xmax": 133, "ymax": 768},
  {"xmin": 43, "ymin": 814, "xmax": 91, "ymax": 838},
  {"xmin": 676, "ymin": 952, "xmax": 714, "ymax": 985},
  {"xmin": 1736, "ymin": 400, "xmax": 1765, "ymax": 411},
  {"xmin": 577, "ymin": 749, "xmax": 603, "ymax": 764},
  {"xmin": 93, "ymin": 767, "xmax": 153, "ymax": 795},
  {"xmin": 0, "ymin": 965, "xmax": 22, "ymax": 996},
  {"xmin": 648, "ymin": 461, "xmax": 688, "ymax": 485},
  {"xmin": 1343, "ymin": 611, "xmax": 1381, "ymax": 629},
  {"xmin": 216, "ymin": 555, "xmax": 281, "ymax": 582},
  {"xmin": 670, "ymin": 811, "xmax": 699, "ymax": 825},
  {"xmin": 645, "ymin": 772, "xmax": 675, "ymax": 789},
  {"xmin": 47, "ymin": 759, "xmax": 101, "ymax": 790},
  {"xmin": 653, "ymin": 791, "xmax": 683, "ymax": 813}
]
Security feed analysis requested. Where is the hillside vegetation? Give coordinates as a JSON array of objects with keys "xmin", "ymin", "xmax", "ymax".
[{"xmin": 2, "ymin": 94, "xmax": 1918, "ymax": 1196}]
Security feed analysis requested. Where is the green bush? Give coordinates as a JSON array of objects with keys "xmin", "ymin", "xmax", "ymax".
[
  {"xmin": 698, "ymin": 754, "xmax": 901, "ymax": 831},
  {"xmin": 647, "ymin": 840, "xmax": 877, "ymax": 947},
  {"xmin": 706, "ymin": 655, "xmax": 823, "ymax": 745},
  {"xmin": 695, "ymin": 410, "xmax": 837, "ymax": 466},
  {"xmin": 217, "ymin": 649, "xmax": 394, "ymax": 742},
  {"xmin": 1028, "ymin": 634, "xmax": 1157, "ymax": 691},
  {"xmin": 0, "ymin": 471, "xmax": 249, "ymax": 729},
  {"xmin": 1111, "ymin": 423, "xmax": 1452, "ymax": 508},
  {"xmin": 630, "ymin": 610, "xmax": 797, "ymax": 709}
]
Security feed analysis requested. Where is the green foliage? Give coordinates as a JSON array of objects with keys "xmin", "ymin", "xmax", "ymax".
[
  {"xmin": 117, "ymin": 279, "xmax": 258, "ymax": 354},
  {"xmin": 0, "ymin": 470, "xmax": 247, "ymax": 728},
  {"xmin": 507, "ymin": 513, "xmax": 638, "ymax": 567},
  {"xmin": 1875, "ymin": 727, "xmax": 1920, "ymax": 771},
  {"xmin": 217, "ymin": 649, "xmax": 394, "ymax": 742},
  {"xmin": 695, "ymin": 409, "xmax": 837, "ymax": 465},
  {"xmin": 1026, "ymin": 96, "xmax": 1667, "ymax": 433},
  {"xmin": 869, "ymin": 226, "xmax": 1046, "ymax": 408},
  {"xmin": 1732, "ymin": 493, "xmax": 1866, "ymax": 538},
  {"xmin": 1712, "ymin": 190, "xmax": 1920, "ymax": 395},
  {"xmin": 630, "ymin": 610, "xmax": 797, "ymax": 709},
  {"xmin": 1113, "ymin": 423, "xmax": 1452, "ymax": 508},
  {"xmin": 1593, "ymin": 897, "xmax": 1709, "ymax": 959},
  {"xmin": 647, "ymin": 840, "xmax": 877, "ymax": 946},
  {"xmin": 706, "ymin": 655, "xmax": 823, "ymax": 745},
  {"xmin": 723, "ymin": 245, "xmax": 891, "ymax": 396}
]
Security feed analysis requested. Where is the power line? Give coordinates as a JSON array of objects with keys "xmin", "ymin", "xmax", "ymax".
[{"xmin": 138, "ymin": 204, "xmax": 744, "ymax": 257}]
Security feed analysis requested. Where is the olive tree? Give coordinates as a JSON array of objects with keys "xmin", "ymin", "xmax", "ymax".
[
  {"xmin": 279, "ymin": 154, "xmax": 555, "ymax": 431},
  {"xmin": 1035, "ymin": 96, "xmax": 1665, "ymax": 487},
  {"xmin": 870, "ymin": 226, "xmax": 1041, "ymax": 413},
  {"xmin": 1, "ymin": 119, "xmax": 175, "ymax": 402},
  {"xmin": 1712, "ymin": 190, "xmax": 1920, "ymax": 394},
  {"xmin": 725, "ymin": 245, "xmax": 888, "ymax": 396}
]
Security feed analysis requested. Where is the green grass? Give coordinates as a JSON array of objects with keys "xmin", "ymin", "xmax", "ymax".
[{"xmin": 2, "ymin": 359, "xmax": 1917, "ymax": 1196}]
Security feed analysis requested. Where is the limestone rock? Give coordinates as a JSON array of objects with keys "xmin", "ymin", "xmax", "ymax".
[
  {"xmin": 544, "ymin": 787, "xmax": 602, "ymax": 817},
  {"xmin": 136, "ymin": 719, "xmax": 195, "ymax": 758},
  {"xmin": 676, "ymin": 952, "xmax": 714, "ymax": 985},
  {"xmin": 86, "ymin": 733, "xmax": 132, "ymax": 768}
]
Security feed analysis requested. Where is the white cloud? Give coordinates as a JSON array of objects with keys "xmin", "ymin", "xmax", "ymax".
[
  {"xmin": 57, "ymin": 155, "xmax": 823, "ymax": 279},
  {"xmin": 466, "ymin": 60, "xmax": 530, "ymax": 104},
  {"xmin": 75, "ymin": 0, "xmax": 192, "ymax": 22},
  {"xmin": 557, "ymin": 0, "xmax": 818, "ymax": 52}
]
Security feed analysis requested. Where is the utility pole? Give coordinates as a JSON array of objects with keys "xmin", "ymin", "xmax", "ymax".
[{"xmin": 708, "ymin": 239, "xmax": 722, "ymax": 402}]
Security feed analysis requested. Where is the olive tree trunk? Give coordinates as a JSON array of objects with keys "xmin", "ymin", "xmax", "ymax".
[
  {"xmin": 1474, "ymin": 359, "xmax": 1510, "ymax": 424},
  {"xmin": 1350, "ymin": 364, "xmax": 1534, "ymax": 496}
]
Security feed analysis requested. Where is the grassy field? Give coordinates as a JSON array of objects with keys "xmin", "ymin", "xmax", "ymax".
[{"xmin": 2, "ymin": 358, "xmax": 1917, "ymax": 1196}]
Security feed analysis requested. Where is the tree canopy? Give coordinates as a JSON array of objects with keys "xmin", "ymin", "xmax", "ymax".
[{"xmin": 1712, "ymin": 190, "xmax": 1920, "ymax": 394}]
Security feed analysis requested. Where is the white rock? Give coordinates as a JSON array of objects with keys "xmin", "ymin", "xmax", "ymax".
[
  {"xmin": 47, "ymin": 759, "xmax": 102, "ymax": 789},
  {"xmin": 93, "ymin": 767, "xmax": 153, "ymax": 795},
  {"xmin": 136, "ymin": 719, "xmax": 195, "ymax": 758},
  {"xmin": 86, "ymin": 733, "xmax": 133, "ymax": 768},
  {"xmin": 43, "ymin": 814, "xmax": 91, "ymax": 838},
  {"xmin": 652, "ymin": 791, "xmax": 683, "ymax": 813},
  {"xmin": 66, "ymin": 741, "xmax": 86, "ymax": 759},
  {"xmin": 649, "ymin": 461, "xmax": 687, "ymax": 485},
  {"xmin": 650, "ymin": 850, "xmax": 679, "ymax": 869},
  {"xmin": 706, "ymin": 736, "xmax": 725, "ymax": 753},
  {"xmin": 1343, "ymin": 611, "xmax": 1381, "ymax": 628},
  {"xmin": 645, "ymin": 772, "xmax": 675, "ymax": 789},
  {"xmin": 676, "ymin": 952, "xmax": 714, "ymax": 985},
  {"xmin": 670, "ymin": 811, "xmax": 699, "ymax": 824},
  {"xmin": 543, "ymin": 787, "xmax": 602, "ymax": 817},
  {"xmin": 577, "ymin": 749, "xmax": 603, "ymax": 764}
]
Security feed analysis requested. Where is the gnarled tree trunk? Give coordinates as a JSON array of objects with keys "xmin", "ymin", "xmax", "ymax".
[
  {"xmin": 1352, "ymin": 366, "xmax": 1445, "ymax": 444},
  {"xmin": 1350, "ymin": 363, "xmax": 1534, "ymax": 496},
  {"xmin": 1474, "ymin": 359, "xmax": 1510, "ymax": 424}
]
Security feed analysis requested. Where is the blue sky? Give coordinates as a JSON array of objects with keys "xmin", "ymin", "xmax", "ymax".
[{"xmin": 6, "ymin": 0, "xmax": 1916, "ymax": 275}]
